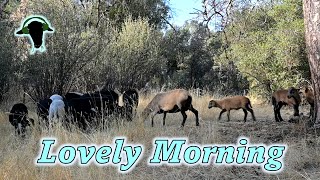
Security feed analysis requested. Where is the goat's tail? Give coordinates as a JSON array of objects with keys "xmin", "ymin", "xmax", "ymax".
[{"xmin": 247, "ymin": 99, "xmax": 253, "ymax": 109}]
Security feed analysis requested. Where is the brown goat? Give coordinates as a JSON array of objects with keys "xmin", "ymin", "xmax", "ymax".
[
  {"xmin": 272, "ymin": 87, "xmax": 301, "ymax": 122},
  {"xmin": 142, "ymin": 89, "xmax": 199, "ymax": 127},
  {"xmin": 300, "ymin": 86, "xmax": 314, "ymax": 118},
  {"xmin": 208, "ymin": 96, "xmax": 256, "ymax": 122}
]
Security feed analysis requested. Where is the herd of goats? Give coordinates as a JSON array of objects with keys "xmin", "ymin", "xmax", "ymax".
[{"xmin": 7, "ymin": 85, "xmax": 315, "ymax": 138}]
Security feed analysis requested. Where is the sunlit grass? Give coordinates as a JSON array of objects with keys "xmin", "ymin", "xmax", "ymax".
[{"xmin": 0, "ymin": 94, "xmax": 319, "ymax": 179}]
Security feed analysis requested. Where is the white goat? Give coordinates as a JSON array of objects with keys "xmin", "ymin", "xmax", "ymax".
[{"xmin": 48, "ymin": 94, "xmax": 65, "ymax": 125}]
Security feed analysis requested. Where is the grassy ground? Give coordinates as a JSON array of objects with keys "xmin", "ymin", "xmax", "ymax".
[{"xmin": 0, "ymin": 94, "xmax": 319, "ymax": 180}]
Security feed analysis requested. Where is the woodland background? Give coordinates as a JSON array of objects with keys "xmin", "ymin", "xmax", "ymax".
[{"xmin": 0, "ymin": 0, "xmax": 310, "ymax": 101}]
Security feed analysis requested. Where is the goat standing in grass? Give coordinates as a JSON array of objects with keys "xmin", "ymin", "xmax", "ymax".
[
  {"xmin": 9, "ymin": 103, "xmax": 34, "ymax": 137},
  {"xmin": 300, "ymin": 86, "xmax": 314, "ymax": 118},
  {"xmin": 37, "ymin": 98, "xmax": 52, "ymax": 127},
  {"xmin": 208, "ymin": 96, "xmax": 256, "ymax": 122},
  {"xmin": 48, "ymin": 94, "xmax": 65, "ymax": 126},
  {"xmin": 142, "ymin": 89, "xmax": 199, "ymax": 127},
  {"xmin": 272, "ymin": 87, "xmax": 301, "ymax": 122},
  {"xmin": 121, "ymin": 89, "xmax": 139, "ymax": 121}
]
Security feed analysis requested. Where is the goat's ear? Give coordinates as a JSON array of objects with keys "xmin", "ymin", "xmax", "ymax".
[{"xmin": 16, "ymin": 30, "xmax": 23, "ymax": 34}]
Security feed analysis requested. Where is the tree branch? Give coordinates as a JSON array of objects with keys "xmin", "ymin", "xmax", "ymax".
[{"xmin": 161, "ymin": 15, "xmax": 176, "ymax": 32}]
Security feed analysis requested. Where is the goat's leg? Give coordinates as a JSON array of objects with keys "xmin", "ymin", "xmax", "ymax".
[
  {"xmin": 15, "ymin": 125, "xmax": 19, "ymax": 136},
  {"xmin": 218, "ymin": 109, "xmax": 226, "ymax": 121},
  {"xmin": 247, "ymin": 108, "xmax": 256, "ymax": 121},
  {"xmin": 80, "ymin": 119, "xmax": 87, "ymax": 131},
  {"xmin": 127, "ymin": 107, "xmax": 133, "ymax": 121},
  {"xmin": 181, "ymin": 111, "xmax": 187, "ymax": 127},
  {"xmin": 242, "ymin": 109, "xmax": 248, "ymax": 122},
  {"xmin": 78, "ymin": 114, "xmax": 87, "ymax": 131},
  {"xmin": 48, "ymin": 110, "xmax": 54, "ymax": 124},
  {"xmin": 273, "ymin": 104, "xmax": 279, "ymax": 122},
  {"xmin": 277, "ymin": 104, "xmax": 284, "ymax": 122},
  {"xmin": 163, "ymin": 112, "xmax": 167, "ymax": 126},
  {"xmin": 227, "ymin": 110, "xmax": 231, "ymax": 122},
  {"xmin": 189, "ymin": 105, "xmax": 199, "ymax": 126},
  {"xmin": 293, "ymin": 104, "xmax": 299, "ymax": 116},
  {"xmin": 246, "ymin": 103, "xmax": 256, "ymax": 121},
  {"xmin": 60, "ymin": 108, "xmax": 66, "ymax": 124},
  {"xmin": 21, "ymin": 126, "xmax": 26, "ymax": 138},
  {"xmin": 150, "ymin": 111, "xmax": 157, "ymax": 127}
]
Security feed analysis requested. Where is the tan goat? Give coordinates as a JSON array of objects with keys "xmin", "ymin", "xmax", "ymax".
[
  {"xmin": 208, "ymin": 96, "xmax": 256, "ymax": 122},
  {"xmin": 272, "ymin": 87, "xmax": 301, "ymax": 122},
  {"xmin": 142, "ymin": 89, "xmax": 199, "ymax": 127},
  {"xmin": 299, "ymin": 86, "xmax": 314, "ymax": 118}
]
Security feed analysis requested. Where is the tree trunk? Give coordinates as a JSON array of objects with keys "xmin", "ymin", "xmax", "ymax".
[{"xmin": 303, "ymin": 0, "xmax": 320, "ymax": 125}]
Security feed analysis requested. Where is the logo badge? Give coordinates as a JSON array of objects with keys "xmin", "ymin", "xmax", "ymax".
[{"xmin": 15, "ymin": 15, "xmax": 54, "ymax": 54}]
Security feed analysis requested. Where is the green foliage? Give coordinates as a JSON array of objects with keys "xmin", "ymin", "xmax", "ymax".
[
  {"xmin": 161, "ymin": 27, "xmax": 190, "ymax": 78},
  {"xmin": 176, "ymin": 21, "xmax": 213, "ymax": 88},
  {"xmin": 0, "ymin": 21, "xmax": 15, "ymax": 101},
  {"xmin": 0, "ymin": 0, "xmax": 311, "ymax": 101},
  {"xmin": 161, "ymin": 21, "xmax": 218, "ymax": 89},
  {"xmin": 222, "ymin": 0, "xmax": 308, "ymax": 98},
  {"xmin": 95, "ymin": 0, "xmax": 170, "ymax": 29},
  {"xmin": 204, "ymin": 31, "xmax": 249, "ymax": 94},
  {"xmin": 22, "ymin": 0, "xmax": 102, "ymax": 98},
  {"xmin": 101, "ymin": 17, "xmax": 164, "ymax": 91}
]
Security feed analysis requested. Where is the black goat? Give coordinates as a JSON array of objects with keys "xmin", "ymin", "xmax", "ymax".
[
  {"xmin": 121, "ymin": 89, "xmax": 139, "ymax": 121},
  {"xmin": 9, "ymin": 103, "xmax": 34, "ymax": 137},
  {"xmin": 37, "ymin": 98, "xmax": 52, "ymax": 127},
  {"xmin": 64, "ymin": 90, "xmax": 119, "ymax": 131}
]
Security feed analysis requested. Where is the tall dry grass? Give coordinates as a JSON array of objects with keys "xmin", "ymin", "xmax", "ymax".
[{"xmin": 0, "ymin": 93, "xmax": 319, "ymax": 180}]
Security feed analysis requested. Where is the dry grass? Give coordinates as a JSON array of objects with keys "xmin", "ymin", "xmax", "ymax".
[{"xmin": 0, "ymin": 93, "xmax": 320, "ymax": 180}]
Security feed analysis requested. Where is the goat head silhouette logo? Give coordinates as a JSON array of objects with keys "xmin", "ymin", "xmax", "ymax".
[{"xmin": 15, "ymin": 15, "xmax": 54, "ymax": 55}]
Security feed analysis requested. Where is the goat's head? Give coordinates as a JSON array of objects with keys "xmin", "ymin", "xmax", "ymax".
[
  {"xmin": 287, "ymin": 87, "xmax": 301, "ymax": 104},
  {"xmin": 50, "ymin": 94, "xmax": 63, "ymax": 101},
  {"xmin": 141, "ymin": 108, "xmax": 152, "ymax": 120},
  {"xmin": 27, "ymin": 21, "xmax": 45, "ymax": 48},
  {"xmin": 208, "ymin": 100, "xmax": 217, "ymax": 109},
  {"xmin": 9, "ymin": 111, "xmax": 26, "ymax": 127},
  {"xmin": 299, "ymin": 86, "xmax": 307, "ymax": 99}
]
